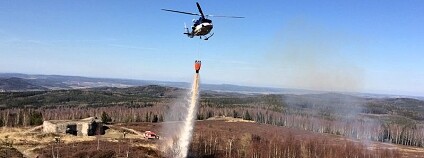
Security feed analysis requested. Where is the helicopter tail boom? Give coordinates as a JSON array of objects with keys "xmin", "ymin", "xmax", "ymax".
[{"xmin": 183, "ymin": 23, "xmax": 194, "ymax": 38}]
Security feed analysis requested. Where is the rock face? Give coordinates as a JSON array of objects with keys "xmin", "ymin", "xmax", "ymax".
[{"xmin": 42, "ymin": 117, "xmax": 104, "ymax": 136}]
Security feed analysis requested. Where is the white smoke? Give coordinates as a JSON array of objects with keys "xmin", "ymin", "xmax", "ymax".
[{"xmin": 265, "ymin": 19, "xmax": 364, "ymax": 92}]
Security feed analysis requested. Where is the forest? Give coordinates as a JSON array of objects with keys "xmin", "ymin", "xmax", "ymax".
[{"xmin": 0, "ymin": 85, "xmax": 423, "ymax": 150}]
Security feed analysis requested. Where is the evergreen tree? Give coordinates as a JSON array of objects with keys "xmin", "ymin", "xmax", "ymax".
[
  {"xmin": 233, "ymin": 110, "xmax": 238, "ymax": 118},
  {"xmin": 145, "ymin": 112, "xmax": 149, "ymax": 122},
  {"xmin": 152, "ymin": 115, "xmax": 159, "ymax": 123},
  {"xmin": 159, "ymin": 114, "xmax": 164, "ymax": 122},
  {"xmin": 29, "ymin": 111, "xmax": 43, "ymax": 126},
  {"xmin": 101, "ymin": 111, "xmax": 112, "ymax": 124},
  {"xmin": 197, "ymin": 114, "xmax": 204, "ymax": 120},
  {"xmin": 207, "ymin": 111, "xmax": 213, "ymax": 119},
  {"xmin": 243, "ymin": 110, "xmax": 252, "ymax": 120}
]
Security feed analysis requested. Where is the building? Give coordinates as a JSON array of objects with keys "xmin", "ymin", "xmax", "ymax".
[{"xmin": 42, "ymin": 117, "xmax": 104, "ymax": 136}]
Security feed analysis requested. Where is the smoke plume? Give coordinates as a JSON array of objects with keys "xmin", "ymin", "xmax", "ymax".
[{"xmin": 266, "ymin": 19, "xmax": 363, "ymax": 92}]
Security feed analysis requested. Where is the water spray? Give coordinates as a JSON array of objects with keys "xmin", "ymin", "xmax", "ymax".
[
  {"xmin": 177, "ymin": 73, "xmax": 200, "ymax": 158},
  {"xmin": 174, "ymin": 60, "xmax": 202, "ymax": 157},
  {"xmin": 161, "ymin": 60, "xmax": 202, "ymax": 157}
]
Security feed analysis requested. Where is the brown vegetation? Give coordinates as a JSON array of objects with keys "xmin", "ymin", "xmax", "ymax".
[
  {"xmin": 35, "ymin": 140, "xmax": 160, "ymax": 158},
  {"xmin": 0, "ymin": 146, "xmax": 23, "ymax": 158},
  {"xmin": 118, "ymin": 121, "xmax": 424, "ymax": 158},
  {"xmin": 188, "ymin": 120, "xmax": 402, "ymax": 158}
]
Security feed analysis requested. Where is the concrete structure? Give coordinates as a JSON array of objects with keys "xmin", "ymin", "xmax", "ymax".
[{"xmin": 42, "ymin": 117, "xmax": 104, "ymax": 136}]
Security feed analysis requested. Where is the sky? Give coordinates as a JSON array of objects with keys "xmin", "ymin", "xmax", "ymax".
[{"xmin": 0, "ymin": 0, "xmax": 423, "ymax": 96}]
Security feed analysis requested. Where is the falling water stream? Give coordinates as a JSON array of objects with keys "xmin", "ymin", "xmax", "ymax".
[{"xmin": 177, "ymin": 73, "xmax": 200, "ymax": 158}]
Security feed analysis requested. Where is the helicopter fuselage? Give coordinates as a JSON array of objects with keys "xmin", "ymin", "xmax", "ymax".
[{"xmin": 193, "ymin": 22, "xmax": 213, "ymax": 36}]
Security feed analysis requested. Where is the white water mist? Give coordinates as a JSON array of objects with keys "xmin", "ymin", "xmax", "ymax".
[{"xmin": 177, "ymin": 74, "xmax": 200, "ymax": 158}]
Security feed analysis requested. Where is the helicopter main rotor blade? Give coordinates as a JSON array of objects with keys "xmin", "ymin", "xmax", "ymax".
[
  {"xmin": 196, "ymin": 2, "xmax": 206, "ymax": 19},
  {"xmin": 161, "ymin": 9, "xmax": 200, "ymax": 16},
  {"xmin": 207, "ymin": 15, "xmax": 245, "ymax": 18}
]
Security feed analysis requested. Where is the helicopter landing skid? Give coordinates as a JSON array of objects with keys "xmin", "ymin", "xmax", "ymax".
[{"xmin": 204, "ymin": 33, "xmax": 214, "ymax": 40}]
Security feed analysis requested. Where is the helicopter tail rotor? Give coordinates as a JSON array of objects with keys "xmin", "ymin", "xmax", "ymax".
[{"xmin": 184, "ymin": 23, "xmax": 190, "ymax": 34}]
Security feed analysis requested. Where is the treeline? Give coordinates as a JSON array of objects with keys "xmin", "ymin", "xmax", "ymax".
[
  {"xmin": 196, "ymin": 106, "xmax": 424, "ymax": 148},
  {"xmin": 0, "ymin": 108, "xmax": 43, "ymax": 127},
  {"xmin": 0, "ymin": 86, "xmax": 180, "ymax": 108},
  {"xmin": 2, "ymin": 106, "xmax": 422, "ymax": 149},
  {"xmin": 0, "ymin": 105, "xmax": 166, "ymax": 127}
]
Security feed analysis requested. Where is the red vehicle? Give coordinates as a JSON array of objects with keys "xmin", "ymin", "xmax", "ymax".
[{"xmin": 144, "ymin": 131, "xmax": 159, "ymax": 139}]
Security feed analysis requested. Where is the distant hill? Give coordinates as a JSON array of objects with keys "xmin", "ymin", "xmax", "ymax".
[
  {"xmin": 0, "ymin": 73, "xmax": 298, "ymax": 94},
  {"xmin": 0, "ymin": 73, "xmax": 422, "ymax": 100},
  {"xmin": 0, "ymin": 77, "xmax": 47, "ymax": 91}
]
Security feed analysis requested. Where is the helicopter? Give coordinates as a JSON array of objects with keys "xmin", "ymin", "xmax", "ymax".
[{"xmin": 162, "ymin": 2, "xmax": 244, "ymax": 40}]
